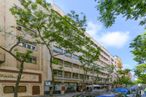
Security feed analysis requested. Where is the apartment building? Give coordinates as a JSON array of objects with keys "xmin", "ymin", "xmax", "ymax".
[
  {"xmin": 114, "ymin": 56, "xmax": 123, "ymax": 70},
  {"xmin": 0, "ymin": 0, "xmax": 44, "ymax": 97},
  {"xmin": 46, "ymin": 31, "xmax": 118, "ymax": 93},
  {"xmin": 0, "ymin": 0, "xmax": 119, "ymax": 96}
]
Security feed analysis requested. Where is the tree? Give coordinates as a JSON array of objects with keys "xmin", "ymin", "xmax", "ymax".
[
  {"xmin": 105, "ymin": 64, "xmax": 115, "ymax": 84},
  {"xmin": 10, "ymin": 0, "xmax": 100, "ymax": 95},
  {"xmin": 95, "ymin": 0, "xmax": 146, "ymax": 28},
  {"xmin": 0, "ymin": 28, "xmax": 32, "ymax": 97},
  {"xmin": 92, "ymin": 64, "xmax": 100, "ymax": 84},
  {"xmin": 115, "ymin": 69, "xmax": 132, "ymax": 87},
  {"xmin": 116, "ymin": 76, "xmax": 132, "ymax": 87},
  {"xmin": 130, "ymin": 32, "xmax": 146, "ymax": 64},
  {"xmin": 134, "ymin": 64, "xmax": 146, "ymax": 84},
  {"xmin": 67, "ymin": 10, "xmax": 87, "ymax": 31}
]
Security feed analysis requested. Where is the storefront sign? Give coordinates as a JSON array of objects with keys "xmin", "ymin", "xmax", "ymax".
[
  {"xmin": 45, "ymin": 81, "xmax": 51, "ymax": 86},
  {"xmin": 0, "ymin": 69, "xmax": 41, "ymax": 83}
]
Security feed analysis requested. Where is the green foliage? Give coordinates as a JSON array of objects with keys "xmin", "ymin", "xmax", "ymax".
[
  {"xmin": 0, "ymin": 25, "xmax": 32, "ymax": 97},
  {"xmin": 117, "ymin": 69, "xmax": 131, "ymax": 76},
  {"xmin": 107, "ymin": 64, "xmax": 115, "ymax": 73},
  {"xmin": 134, "ymin": 64, "xmax": 146, "ymax": 84},
  {"xmin": 96, "ymin": 0, "xmax": 146, "ymax": 28},
  {"xmin": 16, "ymin": 50, "xmax": 32, "ymax": 62},
  {"xmin": 115, "ymin": 76, "xmax": 132, "ymax": 85},
  {"xmin": 130, "ymin": 32, "xmax": 146, "ymax": 64},
  {"xmin": 10, "ymin": 0, "xmax": 100, "ymax": 86},
  {"xmin": 10, "ymin": 0, "xmax": 93, "ymax": 54},
  {"xmin": 67, "ymin": 11, "xmax": 87, "ymax": 31},
  {"xmin": 52, "ymin": 58, "xmax": 59, "ymax": 65},
  {"xmin": 115, "ymin": 69, "xmax": 132, "ymax": 86}
]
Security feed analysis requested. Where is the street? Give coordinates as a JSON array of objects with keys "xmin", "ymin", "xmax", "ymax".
[{"xmin": 21, "ymin": 93, "xmax": 80, "ymax": 97}]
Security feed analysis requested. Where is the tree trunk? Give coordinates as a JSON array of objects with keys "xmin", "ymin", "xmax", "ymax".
[
  {"xmin": 14, "ymin": 62, "xmax": 24, "ymax": 97},
  {"xmin": 50, "ymin": 56, "xmax": 54, "ymax": 95},
  {"xmin": 81, "ymin": 68, "xmax": 87, "ymax": 92}
]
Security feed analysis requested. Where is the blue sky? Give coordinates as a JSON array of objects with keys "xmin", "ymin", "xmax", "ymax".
[{"xmin": 48, "ymin": 0, "xmax": 145, "ymax": 70}]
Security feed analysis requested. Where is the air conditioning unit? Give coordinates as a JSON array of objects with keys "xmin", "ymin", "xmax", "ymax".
[{"xmin": 0, "ymin": 53, "xmax": 5, "ymax": 64}]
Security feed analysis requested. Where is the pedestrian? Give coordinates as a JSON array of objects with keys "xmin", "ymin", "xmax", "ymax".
[
  {"xmin": 144, "ymin": 87, "xmax": 146, "ymax": 96},
  {"xmin": 141, "ymin": 88, "xmax": 144, "ymax": 96}
]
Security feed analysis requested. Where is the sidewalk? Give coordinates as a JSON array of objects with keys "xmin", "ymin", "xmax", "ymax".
[
  {"xmin": 22, "ymin": 92, "xmax": 80, "ymax": 97},
  {"xmin": 142, "ymin": 95, "xmax": 146, "ymax": 97},
  {"xmin": 53, "ymin": 92, "xmax": 80, "ymax": 97}
]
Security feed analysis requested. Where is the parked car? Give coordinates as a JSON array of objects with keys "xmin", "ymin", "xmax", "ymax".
[
  {"xmin": 72, "ymin": 92, "xmax": 122, "ymax": 97},
  {"xmin": 85, "ymin": 85, "xmax": 107, "ymax": 93},
  {"xmin": 112, "ymin": 87, "xmax": 137, "ymax": 97}
]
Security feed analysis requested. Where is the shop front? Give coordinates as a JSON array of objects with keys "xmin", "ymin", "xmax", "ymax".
[{"xmin": 0, "ymin": 69, "xmax": 42, "ymax": 97}]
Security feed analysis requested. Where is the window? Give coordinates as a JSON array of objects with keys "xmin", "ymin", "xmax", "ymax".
[
  {"xmin": 64, "ymin": 50, "xmax": 72, "ymax": 57},
  {"xmin": 32, "ymin": 46, "xmax": 36, "ymax": 50},
  {"xmin": 64, "ymin": 61, "xmax": 72, "ymax": 68},
  {"xmin": 73, "ymin": 64, "xmax": 79, "ymax": 69},
  {"xmin": 27, "ymin": 56, "xmax": 37, "ymax": 64},
  {"xmin": 53, "ymin": 58, "xmax": 63, "ymax": 66},
  {"xmin": 53, "ymin": 46, "xmax": 63, "ymax": 54},
  {"xmin": 3, "ymin": 86, "xmax": 14, "ymax": 93},
  {"xmin": 64, "ymin": 72, "xmax": 71, "ymax": 78},
  {"xmin": 16, "ymin": 52, "xmax": 37, "ymax": 64},
  {"xmin": 27, "ymin": 44, "xmax": 31, "ymax": 49},
  {"xmin": 58, "ymin": 71, "xmax": 63, "ymax": 77},
  {"xmin": 72, "ymin": 54, "xmax": 79, "ymax": 60},
  {"xmin": 53, "ymin": 70, "xmax": 63, "ymax": 77},
  {"xmin": 53, "ymin": 70, "xmax": 57, "ymax": 77},
  {"xmin": 19, "ymin": 40, "xmax": 36, "ymax": 50},
  {"xmin": 86, "ymin": 75, "xmax": 89, "ymax": 80},
  {"xmin": 94, "ymin": 86, "xmax": 101, "ymax": 89},
  {"xmin": 80, "ymin": 74, "xmax": 84, "ymax": 79},
  {"xmin": 72, "ymin": 73, "xmax": 78, "ymax": 79}
]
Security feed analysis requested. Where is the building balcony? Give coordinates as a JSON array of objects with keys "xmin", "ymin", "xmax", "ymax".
[
  {"xmin": 52, "ymin": 64, "xmax": 63, "ymax": 70},
  {"xmin": 72, "ymin": 68, "xmax": 80, "ymax": 73},
  {"xmin": 54, "ymin": 76, "xmax": 81, "ymax": 82},
  {"xmin": 63, "ymin": 67, "xmax": 72, "ymax": 72}
]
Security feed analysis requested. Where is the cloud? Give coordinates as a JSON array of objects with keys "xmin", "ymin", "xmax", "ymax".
[
  {"xmin": 86, "ymin": 21, "xmax": 130, "ymax": 48},
  {"xmin": 98, "ymin": 31, "xmax": 130, "ymax": 48},
  {"xmin": 86, "ymin": 21, "xmax": 102, "ymax": 36}
]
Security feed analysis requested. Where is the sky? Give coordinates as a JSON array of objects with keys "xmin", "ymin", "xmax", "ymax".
[{"xmin": 47, "ymin": 0, "xmax": 145, "ymax": 70}]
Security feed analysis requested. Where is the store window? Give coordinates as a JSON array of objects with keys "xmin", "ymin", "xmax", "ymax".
[
  {"xmin": 32, "ymin": 86, "xmax": 40, "ymax": 95},
  {"xmin": 18, "ymin": 86, "xmax": 27, "ymax": 92},
  {"xmin": 3, "ymin": 86, "xmax": 14, "ymax": 93},
  {"xmin": 3, "ymin": 86, "xmax": 26, "ymax": 93}
]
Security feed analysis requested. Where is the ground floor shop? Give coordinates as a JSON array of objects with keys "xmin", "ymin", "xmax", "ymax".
[
  {"xmin": 0, "ymin": 69, "xmax": 43, "ymax": 97},
  {"xmin": 44, "ymin": 79, "xmax": 80, "ymax": 95}
]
